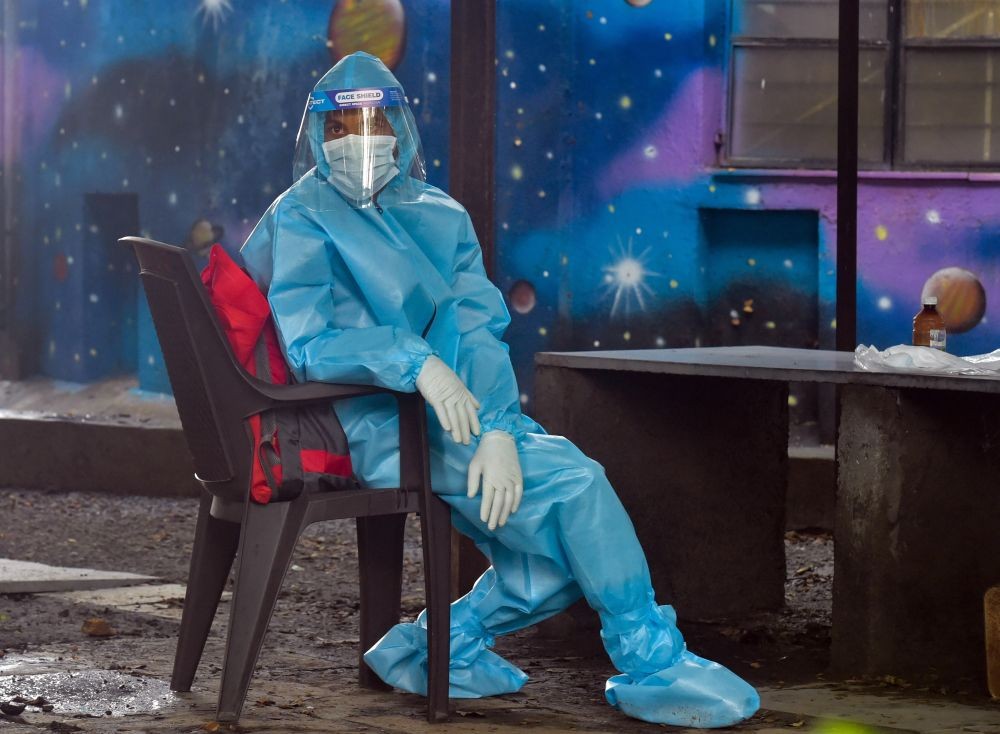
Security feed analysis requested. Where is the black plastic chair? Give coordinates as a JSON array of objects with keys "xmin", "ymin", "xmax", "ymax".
[{"xmin": 120, "ymin": 236, "xmax": 451, "ymax": 723}]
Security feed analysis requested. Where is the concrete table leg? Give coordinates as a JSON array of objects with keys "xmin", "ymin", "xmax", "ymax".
[
  {"xmin": 834, "ymin": 384, "xmax": 1000, "ymax": 685},
  {"xmin": 534, "ymin": 365, "xmax": 787, "ymax": 620}
]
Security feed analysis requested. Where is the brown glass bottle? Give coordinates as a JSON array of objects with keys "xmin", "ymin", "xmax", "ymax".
[{"xmin": 912, "ymin": 296, "xmax": 947, "ymax": 350}]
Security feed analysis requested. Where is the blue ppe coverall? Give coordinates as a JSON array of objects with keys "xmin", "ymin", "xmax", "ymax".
[{"xmin": 241, "ymin": 51, "xmax": 760, "ymax": 729}]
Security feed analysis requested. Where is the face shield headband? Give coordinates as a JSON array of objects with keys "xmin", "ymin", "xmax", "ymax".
[{"xmin": 307, "ymin": 85, "xmax": 406, "ymax": 113}]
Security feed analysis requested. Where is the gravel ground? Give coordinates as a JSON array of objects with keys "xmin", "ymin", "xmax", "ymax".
[{"xmin": 0, "ymin": 488, "xmax": 836, "ymax": 730}]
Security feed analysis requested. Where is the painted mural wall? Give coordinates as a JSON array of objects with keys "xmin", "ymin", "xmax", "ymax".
[
  {"xmin": 4, "ymin": 1, "xmax": 999, "ymax": 420},
  {"xmin": 3, "ymin": 0, "xmax": 451, "ymax": 391},
  {"xmin": 494, "ymin": 0, "xmax": 1000, "ymax": 415}
]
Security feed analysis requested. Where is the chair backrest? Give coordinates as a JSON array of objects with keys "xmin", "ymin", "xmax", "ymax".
[{"xmin": 121, "ymin": 237, "xmax": 258, "ymax": 501}]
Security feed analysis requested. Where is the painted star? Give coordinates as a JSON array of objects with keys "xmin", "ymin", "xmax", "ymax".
[
  {"xmin": 197, "ymin": 0, "xmax": 232, "ymax": 29},
  {"xmin": 601, "ymin": 236, "xmax": 660, "ymax": 318}
]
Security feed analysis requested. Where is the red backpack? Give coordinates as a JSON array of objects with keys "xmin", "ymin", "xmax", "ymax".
[{"xmin": 200, "ymin": 244, "xmax": 358, "ymax": 503}]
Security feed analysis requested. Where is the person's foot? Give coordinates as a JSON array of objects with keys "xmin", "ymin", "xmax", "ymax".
[
  {"xmin": 605, "ymin": 650, "xmax": 760, "ymax": 728},
  {"xmin": 600, "ymin": 603, "xmax": 760, "ymax": 728},
  {"xmin": 363, "ymin": 611, "xmax": 528, "ymax": 698}
]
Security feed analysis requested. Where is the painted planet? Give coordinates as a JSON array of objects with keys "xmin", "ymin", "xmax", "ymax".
[
  {"xmin": 53, "ymin": 253, "xmax": 69, "ymax": 282},
  {"xmin": 328, "ymin": 0, "xmax": 406, "ymax": 69},
  {"xmin": 188, "ymin": 219, "xmax": 214, "ymax": 249},
  {"xmin": 509, "ymin": 279, "xmax": 537, "ymax": 315},
  {"xmin": 625, "ymin": 0, "xmax": 654, "ymax": 6},
  {"xmin": 921, "ymin": 266, "xmax": 986, "ymax": 334}
]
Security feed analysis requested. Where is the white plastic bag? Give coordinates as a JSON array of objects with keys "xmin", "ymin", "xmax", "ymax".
[{"xmin": 854, "ymin": 344, "xmax": 1000, "ymax": 376}]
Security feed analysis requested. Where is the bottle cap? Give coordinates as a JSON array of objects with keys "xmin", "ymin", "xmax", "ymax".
[{"xmin": 922, "ymin": 295, "xmax": 938, "ymax": 306}]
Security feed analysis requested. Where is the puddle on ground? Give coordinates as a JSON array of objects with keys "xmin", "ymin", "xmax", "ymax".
[
  {"xmin": 0, "ymin": 667, "xmax": 175, "ymax": 717},
  {"xmin": 0, "ymin": 654, "xmax": 67, "ymax": 676}
]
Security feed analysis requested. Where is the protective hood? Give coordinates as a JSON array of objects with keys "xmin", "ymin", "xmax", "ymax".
[{"xmin": 292, "ymin": 52, "xmax": 426, "ymax": 210}]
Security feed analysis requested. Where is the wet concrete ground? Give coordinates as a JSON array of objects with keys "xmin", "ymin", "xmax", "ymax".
[
  {"xmin": 0, "ymin": 377, "xmax": 180, "ymax": 428},
  {"xmin": 1, "ymin": 488, "xmax": 999, "ymax": 733}
]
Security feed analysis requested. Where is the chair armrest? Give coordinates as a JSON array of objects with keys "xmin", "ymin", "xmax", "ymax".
[{"xmin": 247, "ymin": 375, "xmax": 392, "ymax": 403}]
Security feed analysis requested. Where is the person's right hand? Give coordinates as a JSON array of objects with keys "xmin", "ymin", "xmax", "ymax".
[
  {"xmin": 415, "ymin": 355, "xmax": 481, "ymax": 444},
  {"xmin": 467, "ymin": 430, "xmax": 523, "ymax": 530}
]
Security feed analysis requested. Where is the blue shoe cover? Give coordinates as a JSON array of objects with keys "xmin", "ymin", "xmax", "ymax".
[
  {"xmin": 600, "ymin": 603, "xmax": 759, "ymax": 728},
  {"xmin": 605, "ymin": 650, "xmax": 760, "ymax": 728},
  {"xmin": 363, "ymin": 612, "xmax": 528, "ymax": 698}
]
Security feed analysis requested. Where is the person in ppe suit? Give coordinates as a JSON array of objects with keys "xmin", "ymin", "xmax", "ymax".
[{"xmin": 240, "ymin": 51, "xmax": 760, "ymax": 729}]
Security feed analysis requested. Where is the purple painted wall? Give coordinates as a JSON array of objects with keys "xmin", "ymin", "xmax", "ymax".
[{"xmin": 494, "ymin": 1, "xmax": 1000, "ymax": 418}]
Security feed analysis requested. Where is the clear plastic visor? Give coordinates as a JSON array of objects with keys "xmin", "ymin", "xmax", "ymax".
[{"xmin": 291, "ymin": 87, "xmax": 426, "ymax": 210}]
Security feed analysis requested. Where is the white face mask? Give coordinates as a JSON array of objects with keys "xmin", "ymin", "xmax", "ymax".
[{"xmin": 321, "ymin": 134, "xmax": 399, "ymax": 202}]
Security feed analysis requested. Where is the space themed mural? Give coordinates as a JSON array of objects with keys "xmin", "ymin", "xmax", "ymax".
[
  {"xmin": 5, "ymin": 0, "xmax": 1000, "ymax": 416},
  {"xmin": 3, "ymin": 0, "xmax": 451, "ymax": 392}
]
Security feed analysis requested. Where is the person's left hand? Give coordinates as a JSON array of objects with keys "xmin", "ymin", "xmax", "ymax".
[{"xmin": 467, "ymin": 431, "xmax": 523, "ymax": 530}]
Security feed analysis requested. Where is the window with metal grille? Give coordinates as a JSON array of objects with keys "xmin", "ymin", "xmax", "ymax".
[{"xmin": 728, "ymin": 0, "xmax": 1000, "ymax": 168}]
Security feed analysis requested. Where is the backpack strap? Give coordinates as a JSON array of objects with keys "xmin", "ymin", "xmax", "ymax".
[
  {"xmin": 254, "ymin": 333, "xmax": 273, "ymax": 382},
  {"xmin": 273, "ymin": 407, "xmax": 305, "ymax": 500},
  {"xmin": 257, "ymin": 410, "xmax": 282, "ymax": 498},
  {"xmin": 252, "ymin": 333, "xmax": 283, "ymax": 499}
]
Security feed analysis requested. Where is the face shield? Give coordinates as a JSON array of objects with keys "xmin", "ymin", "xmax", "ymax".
[{"xmin": 291, "ymin": 85, "xmax": 427, "ymax": 210}]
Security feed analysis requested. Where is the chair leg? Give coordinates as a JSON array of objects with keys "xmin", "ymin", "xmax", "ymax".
[
  {"xmin": 421, "ymin": 494, "xmax": 452, "ymax": 723},
  {"xmin": 216, "ymin": 500, "xmax": 305, "ymax": 723},
  {"xmin": 172, "ymin": 491, "xmax": 241, "ymax": 692},
  {"xmin": 357, "ymin": 512, "xmax": 407, "ymax": 690}
]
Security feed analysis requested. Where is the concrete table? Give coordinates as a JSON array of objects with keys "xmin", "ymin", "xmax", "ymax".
[{"xmin": 534, "ymin": 346, "xmax": 1000, "ymax": 684}]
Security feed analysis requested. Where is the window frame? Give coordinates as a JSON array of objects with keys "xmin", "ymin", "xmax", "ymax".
[{"xmin": 725, "ymin": 0, "xmax": 1000, "ymax": 171}]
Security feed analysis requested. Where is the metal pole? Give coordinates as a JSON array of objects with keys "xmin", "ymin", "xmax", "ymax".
[
  {"xmin": 0, "ymin": 0, "xmax": 20, "ymax": 378},
  {"xmin": 449, "ymin": 0, "xmax": 496, "ymax": 277},
  {"xmin": 836, "ymin": 0, "xmax": 860, "ymax": 351},
  {"xmin": 449, "ymin": 0, "xmax": 496, "ymax": 596}
]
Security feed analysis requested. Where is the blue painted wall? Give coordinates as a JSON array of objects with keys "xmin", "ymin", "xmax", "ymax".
[
  {"xmin": 6, "ymin": 0, "xmax": 1000, "ymax": 414},
  {"xmin": 5, "ymin": 0, "xmax": 450, "ymax": 389}
]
